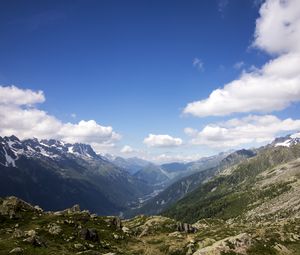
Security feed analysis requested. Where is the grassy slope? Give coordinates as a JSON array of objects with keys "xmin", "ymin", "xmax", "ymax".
[{"xmin": 163, "ymin": 144, "xmax": 300, "ymax": 223}]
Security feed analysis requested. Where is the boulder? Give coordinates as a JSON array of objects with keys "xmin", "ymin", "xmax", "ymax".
[
  {"xmin": 0, "ymin": 196, "xmax": 37, "ymax": 219},
  {"xmin": 122, "ymin": 226, "xmax": 130, "ymax": 234},
  {"xmin": 25, "ymin": 229, "xmax": 36, "ymax": 237},
  {"xmin": 111, "ymin": 216, "xmax": 122, "ymax": 229},
  {"xmin": 23, "ymin": 235, "xmax": 46, "ymax": 247},
  {"xmin": 48, "ymin": 223, "xmax": 62, "ymax": 235},
  {"xmin": 176, "ymin": 222, "xmax": 197, "ymax": 233},
  {"xmin": 70, "ymin": 204, "xmax": 81, "ymax": 212},
  {"xmin": 79, "ymin": 228, "xmax": 99, "ymax": 242},
  {"xmin": 74, "ymin": 243, "xmax": 84, "ymax": 250},
  {"xmin": 12, "ymin": 229, "xmax": 24, "ymax": 238}
]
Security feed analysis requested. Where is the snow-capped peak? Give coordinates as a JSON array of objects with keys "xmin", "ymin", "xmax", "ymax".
[
  {"xmin": 0, "ymin": 135, "xmax": 101, "ymax": 168},
  {"xmin": 273, "ymin": 132, "xmax": 300, "ymax": 148}
]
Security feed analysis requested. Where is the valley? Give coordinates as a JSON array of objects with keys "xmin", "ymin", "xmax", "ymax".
[{"xmin": 0, "ymin": 133, "xmax": 300, "ymax": 254}]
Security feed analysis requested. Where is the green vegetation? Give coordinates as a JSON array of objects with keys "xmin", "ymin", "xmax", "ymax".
[
  {"xmin": 1, "ymin": 144, "xmax": 300, "ymax": 254},
  {"xmin": 163, "ymin": 144, "xmax": 300, "ymax": 223}
]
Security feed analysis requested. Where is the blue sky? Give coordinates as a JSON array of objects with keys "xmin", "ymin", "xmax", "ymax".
[{"xmin": 1, "ymin": 0, "xmax": 300, "ymax": 162}]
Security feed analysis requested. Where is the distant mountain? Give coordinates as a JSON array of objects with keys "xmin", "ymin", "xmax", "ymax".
[
  {"xmin": 107, "ymin": 153, "xmax": 229, "ymax": 188},
  {"xmin": 163, "ymin": 142, "xmax": 300, "ymax": 223},
  {"xmin": 271, "ymin": 132, "xmax": 300, "ymax": 147},
  {"xmin": 0, "ymin": 135, "xmax": 152, "ymax": 215},
  {"xmin": 219, "ymin": 149, "xmax": 256, "ymax": 169},
  {"xmin": 160, "ymin": 152, "xmax": 230, "ymax": 181},
  {"xmin": 126, "ymin": 149, "xmax": 255, "ymax": 217},
  {"xmin": 133, "ymin": 163, "xmax": 170, "ymax": 186},
  {"xmin": 111, "ymin": 156, "xmax": 151, "ymax": 175}
]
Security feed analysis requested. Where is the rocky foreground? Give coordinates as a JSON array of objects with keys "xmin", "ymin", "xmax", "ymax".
[{"xmin": 0, "ymin": 196, "xmax": 299, "ymax": 255}]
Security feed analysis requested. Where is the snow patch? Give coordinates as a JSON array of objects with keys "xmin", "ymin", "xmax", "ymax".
[
  {"xmin": 291, "ymin": 132, "xmax": 300, "ymax": 139},
  {"xmin": 275, "ymin": 140, "xmax": 292, "ymax": 147},
  {"xmin": 3, "ymin": 147, "xmax": 16, "ymax": 167}
]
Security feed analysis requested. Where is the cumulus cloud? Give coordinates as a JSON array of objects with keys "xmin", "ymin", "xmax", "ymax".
[
  {"xmin": 143, "ymin": 134, "xmax": 183, "ymax": 148},
  {"xmin": 184, "ymin": 0, "xmax": 300, "ymax": 117},
  {"xmin": 0, "ymin": 85, "xmax": 45, "ymax": 105},
  {"xmin": 0, "ymin": 85, "xmax": 120, "ymax": 152},
  {"xmin": 253, "ymin": 0, "xmax": 300, "ymax": 54},
  {"xmin": 186, "ymin": 115, "xmax": 300, "ymax": 148},
  {"xmin": 183, "ymin": 127, "xmax": 198, "ymax": 137},
  {"xmin": 120, "ymin": 145, "xmax": 135, "ymax": 154}
]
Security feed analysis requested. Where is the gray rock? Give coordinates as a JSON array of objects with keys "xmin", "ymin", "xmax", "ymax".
[
  {"xmin": 176, "ymin": 222, "xmax": 197, "ymax": 233},
  {"xmin": 79, "ymin": 228, "xmax": 99, "ymax": 242},
  {"xmin": 70, "ymin": 204, "xmax": 81, "ymax": 212},
  {"xmin": 111, "ymin": 216, "xmax": 122, "ymax": 229},
  {"xmin": 48, "ymin": 223, "xmax": 62, "ymax": 235},
  {"xmin": 0, "ymin": 196, "xmax": 36, "ymax": 219},
  {"xmin": 23, "ymin": 235, "xmax": 46, "ymax": 247},
  {"xmin": 9, "ymin": 247, "xmax": 23, "ymax": 254},
  {"xmin": 25, "ymin": 229, "xmax": 36, "ymax": 237},
  {"xmin": 12, "ymin": 229, "xmax": 24, "ymax": 238},
  {"xmin": 122, "ymin": 226, "xmax": 130, "ymax": 234},
  {"xmin": 74, "ymin": 243, "xmax": 84, "ymax": 249},
  {"xmin": 34, "ymin": 205, "xmax": 43, "ymax": 212}
]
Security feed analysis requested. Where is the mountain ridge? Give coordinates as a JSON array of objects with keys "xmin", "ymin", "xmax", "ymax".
[{"xmin": 0, "ymin": 135, "xmax": 152, "ymax": 215}]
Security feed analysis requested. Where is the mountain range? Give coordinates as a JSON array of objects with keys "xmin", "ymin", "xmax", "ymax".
[
  {"xmin": 0, "ymin": 135, "xmax": 152, "ymax": 215},
  {"xmin": 0, "ymin": 132, "xmax": 300, "ymax": 254}
]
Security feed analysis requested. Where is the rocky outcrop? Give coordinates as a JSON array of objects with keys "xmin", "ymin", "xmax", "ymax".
[
  {"xmin": 192, "ymin": 233, "xmax": 252, "ymax": 255},
  {"xmin": 176, "ymin": 222, "xmax": 197, "ymax": 233},
  {"xmin": 23, "ymin": 235, "xmax": 46, "ymax": 247},
  {"xmin": 79, "ymin": 228, "xmax": 99, "ymax": 242},
  {"xmin": 0, "ymin": 196, "xmax": 40, "ymax": 219},
  {"xmin": 111, "ymin": 216, "xmax": 122, "ymax": 229},
  {"xmin": 48, "ymin": 223, "xmax": 62, "ymax": 235}
]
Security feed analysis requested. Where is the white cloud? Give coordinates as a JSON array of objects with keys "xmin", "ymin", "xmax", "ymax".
[
  {"xmin": 71, "ymin": 113, "xmax": 76, "ymax": 118},
  {"xmin": 192, "ymin": 58, "xmax": 204, "ymax": 71},
  {"xmin": 253, "ymin": 0, "xmax": 300, "ymax": 55},
  {"xmin": 184, "ymin": 0, "xmax": 300, "ymax": 117},
  {"xmin": 186, "ymin": 115, "xmax": 300, "ymax": 148},
  {"xmin": 0, "ymin": 85, "xmax": 121, "ymax": 152},
  {"xmin": 184, "ymin": 127, "xmax": 198, "ymax": 136},
  {"xmin": 143, "ymin": 134, "xmax": 183, "ymax": 148},
  {"xmin": 233, "ymin": 61, "xmax": 245, "ymax": 70},
  {"xmin": 120, "ymin": 145, "xmax": 135, "ymax": 154},
  {"xmin": 59, "ymin": 120, "xmax": 120, "ymax": 144},
  {"xmin": 0, "ymin": 85, "xmax": 45, "ymax": 105}
]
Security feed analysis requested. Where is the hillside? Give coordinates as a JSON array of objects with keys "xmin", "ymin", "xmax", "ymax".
[
  {"xmin": 0, "ymin": 194, "xmax": 300, "ymax": 255},
  {"xmin": 163, "ymin": 143, "xmax": 300, "ymax": 223},
  {"xmin": 0, "ymin": 135, "xmax": 152, "ymax": 215},
  {"xmin": 127, "ymin": 149, "xmax": 255, "ymax": 217}
]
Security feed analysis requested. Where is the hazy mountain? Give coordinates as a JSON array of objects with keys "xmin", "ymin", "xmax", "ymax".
[
  {"xmin": 163, "ymin": 141, "xmax": 300, "ymax": 223},
  {"xmin": 110, "ymin": 156, "xmax": 151, "ymax": 175},
  {"xmin": 133, "ymin": 163, "xmax": 170, "ymax": 186},
  {"xmin": 160, "ymin": 152, "xmax": 230, "ymax": 181},
  {"xmin": 1, "ymin": 135, "xmax": 300, "ymax": 255},
  {"xmin": 126, "ymin": 149, "xmax": 255, "ymax": 216}
]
